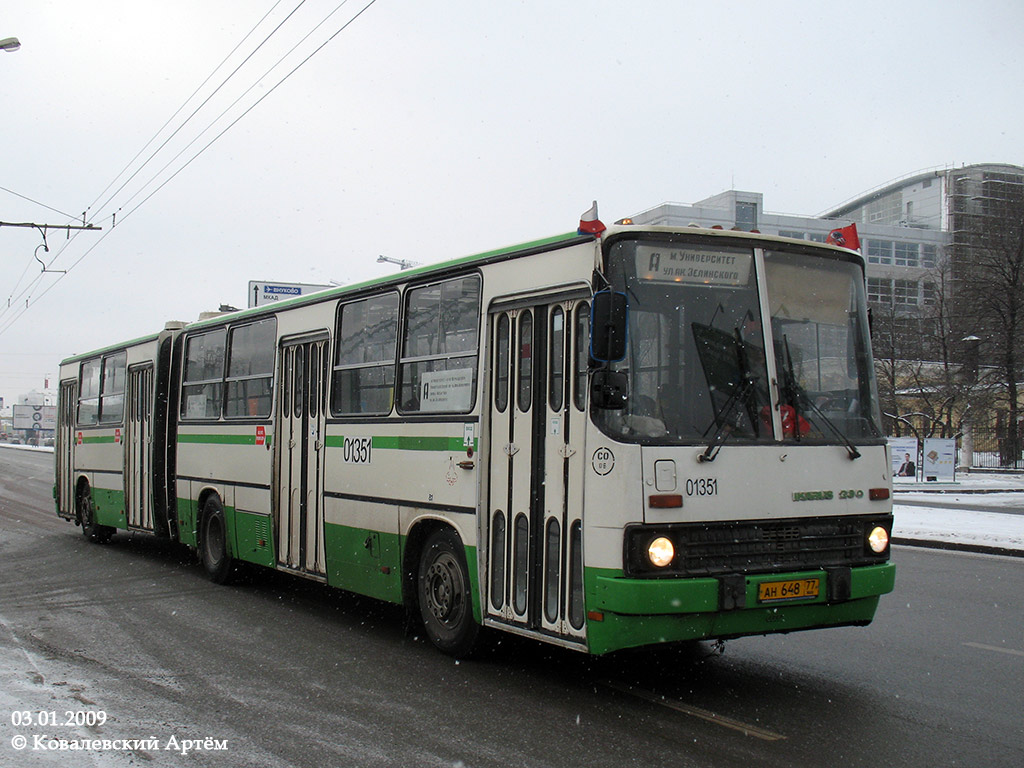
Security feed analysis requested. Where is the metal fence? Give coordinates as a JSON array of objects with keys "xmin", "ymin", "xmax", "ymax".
[{"xmin": 963, "ymin": 421, "xmax": 1024, "ymax": 469}]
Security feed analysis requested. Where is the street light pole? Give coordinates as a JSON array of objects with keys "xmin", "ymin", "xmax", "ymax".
[
  {"xmin": 0, "ymin": 37, "xmax": 21, "ymax": 53},
  {"xmin": 376, "ymin": 254, "xmax": 421, "ymax": 270}
]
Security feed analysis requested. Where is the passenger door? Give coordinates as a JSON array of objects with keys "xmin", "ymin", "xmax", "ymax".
[
  {"xmin": 275, "ymin": 335, "xmax": 329, "ymax": 577},
  {"xmin": 485, "ymin": 297, "xmax": 589, "ymax": 642},
  {"xmin": 56, "ymin": 379, "xmax": 77, "ymax": 517},
  {"xmin": 125, "ymin": 364, "xmax": 154, "ymax": 530}
]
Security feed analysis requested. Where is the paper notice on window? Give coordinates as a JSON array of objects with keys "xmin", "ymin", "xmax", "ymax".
[
  {"xmin": 635, "ymin": 244, "xmax": 752, "ymax": 286},
  {"xmin": 186, "ymin": 394, "xmax": 207, "ymax": 419},
  {"xmin": 420, "ymin": 367, "xmax": 474, "ymax": 412}
]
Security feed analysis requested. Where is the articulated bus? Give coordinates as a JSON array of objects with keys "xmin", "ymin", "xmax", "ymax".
[{"xmin": 56, "ymin": 214, "xmax": 895, "ymax": 657}]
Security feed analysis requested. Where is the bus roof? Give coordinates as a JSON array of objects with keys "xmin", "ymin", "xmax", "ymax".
[
  {"xmin": 59, "ymin": 222, "xmax": 864, "ymax": 363},
  {"xmin": 57, "ymin": 230, "xmax": 588, "ymax": 364},
  {"xmin": 60, "ymin": 332, "xmax": 162, "ymax": 367},
  {"xmin": 183, "ymin": 230, "xmax": 591, "ymax": 331}
]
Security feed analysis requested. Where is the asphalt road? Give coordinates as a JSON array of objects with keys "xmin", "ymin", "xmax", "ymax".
[{"xmin": 1, "ymin": 448, "xmax": 1022, "ymax": 768}]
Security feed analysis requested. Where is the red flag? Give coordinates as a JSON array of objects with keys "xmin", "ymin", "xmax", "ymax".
[
  {"xmin": 578, "ymin": 200, "xmax": 606, "ymax": 236},
  {"xmin": 826, "ymin": 223, "xmax": 860, "ymax": 251}
]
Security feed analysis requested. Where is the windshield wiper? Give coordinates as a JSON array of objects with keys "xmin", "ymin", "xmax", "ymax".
[
  {"xmin": 699, "ymin": 328, "xmax": 758, "ymax": 463},
  {"xmin": 779, "ymin": 336, "xmax": 861, "ymax": 460}
]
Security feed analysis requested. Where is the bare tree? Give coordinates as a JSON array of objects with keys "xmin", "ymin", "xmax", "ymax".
[
  {"xmin": 871, "ymin": 298, "xmax": 910, "ymax": 435},
  {"xmin": 874, "ymin": 256, "xmax": 977, "ymax": 439}
]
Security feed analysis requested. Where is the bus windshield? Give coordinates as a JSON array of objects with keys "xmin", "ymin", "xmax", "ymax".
[
  {"xmin": 763, "ymin": 249, "xmax": 882, "ymax": 444},
  {"xmin": 595, "ymin": 238, "xmax": 883, "ymax": 446}
]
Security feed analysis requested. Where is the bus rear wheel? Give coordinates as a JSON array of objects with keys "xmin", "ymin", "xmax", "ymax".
[
  {"xmin": 200, "ymin": 496, "xmax": 235, "ymax": 584},
  {"xmin": 416, "ymin": 528, "xmax": 480, "ymax": 658},
  {"xmin": 76, "ymin": 484, "xmax": 113, "ymax": 544}
]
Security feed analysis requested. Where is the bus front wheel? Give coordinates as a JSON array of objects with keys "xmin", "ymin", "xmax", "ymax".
[
  {"xmin": 200, "ymin": 496, "xmax": 234, "ymax": 584},
  {"xmin": 76, "ymin": 484, "xmax": 113, "ymax": 544},
  {"xmin": 416, "ymin": 528, "xmax": 480, "ymax": 658}
]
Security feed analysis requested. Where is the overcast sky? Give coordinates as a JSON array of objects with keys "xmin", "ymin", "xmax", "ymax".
[{"xmin": 1, "ymin": 0, "xmax": 1021, "ymax": 408}]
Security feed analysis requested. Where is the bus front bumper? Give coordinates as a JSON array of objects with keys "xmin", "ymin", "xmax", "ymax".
[{"xmin": 584, "ymin": 562, "xmax": 895, "ymax": 655}]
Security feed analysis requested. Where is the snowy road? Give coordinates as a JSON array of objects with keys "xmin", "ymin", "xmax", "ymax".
[{"xmin": 2, "ymin": 449, "xmax": 1022, "ymax": 767}]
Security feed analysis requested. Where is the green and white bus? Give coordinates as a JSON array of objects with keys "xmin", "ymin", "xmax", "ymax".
[{"xmin": 56, "ymin": 211, "xmax": 895, "ymax": 657}]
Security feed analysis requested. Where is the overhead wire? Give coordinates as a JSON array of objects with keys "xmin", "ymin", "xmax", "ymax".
[
  {"xmin": 4, "ymin": 253, "xmax": 44, "ymax": 314},
  {"xmin": 1, "ymin": 0, "xmax": 316, "ymax": 329},
  {"xmin": 1, "ymin": 187, "xmax": 81, "ymax": 307},
  {"xmin": 2, "ymin": 0, "xmax": 295, "ymax": 323},
  {"xmin": 113, "ymin": 0, "xmax": 360, "ymax": 223},
  {"xmin": 1, "ymin": 221, "xmax": 78, "ymax": 323},
  {"xmin": 0, "ymin": 185, "xmax": 79, "ymax": 220},
  {"xmin": 0, "ymin": 0, "xmax": 380, "ymax": 339},
  {"xmin": 82, "ymin": 0, "xmax": 291, "ymax": 222},
  {"xmin": 88, "ymin": 0, "xmax": 311, "ymax": 224}
]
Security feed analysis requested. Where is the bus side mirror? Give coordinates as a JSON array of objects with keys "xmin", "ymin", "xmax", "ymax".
[
  {"xmin": 591, "ymin": 370, "xmax": 628, "ymax": 410},
  {"xmin": 591, "ymin": 291, "xmax": 627, "ymax": 363}
]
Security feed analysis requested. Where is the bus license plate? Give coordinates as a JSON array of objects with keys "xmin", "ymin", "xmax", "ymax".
[{"xmin": 757, "ymin": 578, "xmax": 820, "ymax": 603}]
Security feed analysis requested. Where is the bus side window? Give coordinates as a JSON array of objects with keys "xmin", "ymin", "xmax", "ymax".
[
  {"xmin": 399, "ymin": 275, "xmax": 480, "ymax": 414},
  {"xmin": 332, "ymin": 292, "xmax": 399, "ymax": 416},
  {"xmin": 78, "ymin": 358, "xmax": 101, "ymax": 425},
  {"xmin": 181, "ymin": 329, "xmax": 227, "ymax": 420},
  {"xmin": 99, "ymin": 352, "xmax": 127, "ymax": 424},
  {"xmin": 225, "ymin": 318, "xmax": 276, "ymax": 419}
]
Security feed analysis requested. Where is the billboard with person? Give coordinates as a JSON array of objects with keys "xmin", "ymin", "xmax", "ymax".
[{"xmin": 889, "ymin": 437, "xmax": 919, "ymax": 480}]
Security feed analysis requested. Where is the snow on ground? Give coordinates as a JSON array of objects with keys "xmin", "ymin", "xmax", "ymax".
[
  {"xmin": 892, "ymin": 471, "xmax": 1024, "ymax": 553},
  {"xmin": 892, "ymin": 505, "xmax": 1024, "ymax": 552}
]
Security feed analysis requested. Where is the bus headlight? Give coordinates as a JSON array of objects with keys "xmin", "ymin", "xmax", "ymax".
[
  {"xmin": 647, "ymin": 536, "xmax": 675, "ymax": 568},
  {"xmin": 867, "ymin": 525, "xmax": 889, "ymax": 554}
]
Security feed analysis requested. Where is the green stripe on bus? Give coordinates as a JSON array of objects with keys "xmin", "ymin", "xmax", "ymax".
[
  {"xmin": 80, "ymin": 435, "xmax": 118, "ymax": 444},
  {"xmin": 324, "ymin": 435, "xmax": 476, "ymax": 452},
  {"xmin": 177, "ymin": 433, "xmax": 475, "ymax": 450},
  {"xmin": 178, "ymin": 433, "xmax": 272, "ymax": 446}
]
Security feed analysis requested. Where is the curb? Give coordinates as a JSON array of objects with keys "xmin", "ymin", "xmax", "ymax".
[{"xmin": 893, "ymin": 537, "xmax": 1024, "ymax": 558}]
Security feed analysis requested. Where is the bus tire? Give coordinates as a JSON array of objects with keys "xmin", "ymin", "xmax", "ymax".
[
  {"xmin": 416, "ymin": 528, "xmax": 480, "ymax": 658},
  {"xmin": 76, "ymin": 483, "xmax": 113, "ymax": 544},
  {"xmin": 200, "ymin": 496, "xmax": 234, "ymax": 584}
]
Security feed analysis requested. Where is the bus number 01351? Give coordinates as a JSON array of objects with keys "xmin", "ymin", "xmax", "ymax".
[
  {"xmin": 685, "ymin": 478, "xmax": 718, "ymax": 496},
  {"xmin": 342, "ymin": 437, "xmax": 372, "ymax": 464}
]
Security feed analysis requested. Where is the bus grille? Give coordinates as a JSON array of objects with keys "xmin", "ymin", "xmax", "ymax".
[{"xmin": 624, "ymin": 515, "xmax": 892, "ymax": 577}]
